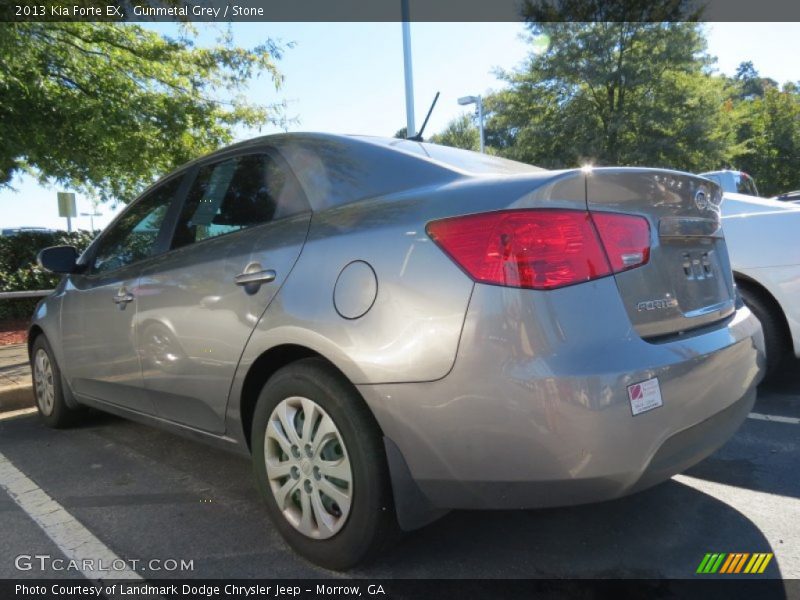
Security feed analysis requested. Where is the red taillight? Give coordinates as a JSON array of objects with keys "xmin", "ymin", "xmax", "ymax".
[
  {"xmin": 426, "ymin": 209, "xmax": 650, "ymax": 291},
  {"xmin": 591, "ymin": 212, "xmax": 650, "ymax": 273}
]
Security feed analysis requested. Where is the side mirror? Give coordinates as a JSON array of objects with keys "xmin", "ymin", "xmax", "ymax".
[{"xmin": 37, "ymin": 246, "xmax": 79, "ymax": 274}]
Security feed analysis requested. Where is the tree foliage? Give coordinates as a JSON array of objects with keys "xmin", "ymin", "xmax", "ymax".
[
  {"xmin": 427, "ymin": 3, "xmax": 800, "ymax": 194},
  {"xmin": 484, "ymin": 22, "xmax": 729, "ymax": 171},
  {"xmin": 0, "ymin": 23, "xmax": 287, "ymax": 202},
  {"xmin": 429, "ymin": 114, "xmax": 480, "ymax": 151},
  {"xmin": 0, "ymin": 230, "xmax": 96, "ymax": 320},
  {"xmin": 733, "ymin": 61, "xmax": 778, "ymax": 100},
  {"xmin": 728, "ymin": 81, "xmax": 800, "ymax": 196}
]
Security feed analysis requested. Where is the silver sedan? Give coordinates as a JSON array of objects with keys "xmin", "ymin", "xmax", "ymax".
[{"xmin": 31, "ymin": 134, "xmax": 765, "ymax": 568}]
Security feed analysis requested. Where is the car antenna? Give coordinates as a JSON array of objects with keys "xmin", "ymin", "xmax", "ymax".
[{"xmin": 408, "ymin": 92, "xmax": 440, "ymax": 142}]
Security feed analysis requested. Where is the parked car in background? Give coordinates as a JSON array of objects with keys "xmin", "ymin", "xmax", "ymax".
[
  {"xmin": 31, "ymin": 134, "xmax": 764, "ymax": 568},
  {"xmin": 700, "ymin": 170, "xmax": 759, "ymax": 197},
  {"xmin": 1, "ymin": 226, "xmax": 58, "ymax": 236},
  {"xmin": 772, "ymin": 190, "xmax": 800, "ymax": 204},
  {"xmin": 722, "ymin": 193, "xmax": 800, "ymax": 378}
]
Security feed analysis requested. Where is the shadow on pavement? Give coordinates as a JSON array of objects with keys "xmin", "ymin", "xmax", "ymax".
[
  {"xmin": 759, "ymin": 357, "xmax": 800, "ymax": 396},
  {"xmin": 682, "ymin": 356, "xmax": 799, "ymax": 500},
  {"xmin": 0, "ymin": 399, "xmax": 786, "ymax": 581},
  {"xmin": 361, "ymin": 480, "xmax": 780, "ymax": 579},
  {"xmin": 28, "ymin": 412, "xmax": 783, "ymax": 580}
]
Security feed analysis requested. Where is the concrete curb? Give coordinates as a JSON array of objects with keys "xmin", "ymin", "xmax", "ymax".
[
  {"xmin": 0, "ymin": 343, "xmax": 33, "ymax": 414},
  {"xmin": 0, "ymin": 383, "xmax": 34, "ymax": 413}
]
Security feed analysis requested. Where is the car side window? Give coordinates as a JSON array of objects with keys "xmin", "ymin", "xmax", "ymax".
[
  {"xmin": 171, "ymin": 153, "xmax": 307, "ymax": 249},
  {"xmin": 91, "ymin": 178, "xmax": 180, "ymax": 275},
  {"xmin": 736, "ymin": 174, "xmax": 758, "ymax": 196}
]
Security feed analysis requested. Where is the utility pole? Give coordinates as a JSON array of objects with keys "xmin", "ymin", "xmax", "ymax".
[{"xmin": 401, "ymin": 0, "xmax": 415, "ymax": 138}]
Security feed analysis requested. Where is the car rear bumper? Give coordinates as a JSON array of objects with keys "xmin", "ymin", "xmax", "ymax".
[{"xmin": 358, "ymin": 279, "xmax": 765, "ymax": 521}]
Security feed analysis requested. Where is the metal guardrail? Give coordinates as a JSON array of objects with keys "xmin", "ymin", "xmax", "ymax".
[{"xmin": 0, "ymin": 290, "xmax": 54, "ymax": 299}]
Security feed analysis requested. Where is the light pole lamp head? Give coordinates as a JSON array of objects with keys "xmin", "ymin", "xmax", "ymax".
[{"xmin": 458, "ymin": 95, "xmax": 478, "ymax": 106}]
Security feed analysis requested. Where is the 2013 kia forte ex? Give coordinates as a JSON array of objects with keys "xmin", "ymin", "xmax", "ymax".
[{"xmin": 30, "ymin": 134, "xmax": 765, "ymax": 569}]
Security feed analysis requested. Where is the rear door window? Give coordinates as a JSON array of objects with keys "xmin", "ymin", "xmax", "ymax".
[{"xmin": 171, "ymin": 153, "xmax": 308, "ymax": 249}]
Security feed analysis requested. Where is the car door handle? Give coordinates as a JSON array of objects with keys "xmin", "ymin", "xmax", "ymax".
[
  {"xmin": 234, "ymin": 268, "xmax": 276, "ymax": 287},
  {"xmin": 112, "ymin": 290, "xmax": 134, "ymax": 304}
]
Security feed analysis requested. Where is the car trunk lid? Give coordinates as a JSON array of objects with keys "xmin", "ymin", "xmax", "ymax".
[{"xmin": 586, "ymin": 168, "xmax": 735, "ymax": 339}]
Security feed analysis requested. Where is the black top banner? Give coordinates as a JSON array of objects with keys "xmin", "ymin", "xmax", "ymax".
[{"xmin": 2, "ymin": 0, "xmax": 800, "ymax": 22}]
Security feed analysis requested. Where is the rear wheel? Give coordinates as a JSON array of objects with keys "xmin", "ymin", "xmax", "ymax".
[
  {"xmin": 739, "ymin": 285, "xmax": 789, "ymax": 381},
  {"xmin": 251, "ymin": 358, "xmax": 396, "ymax": 569},
  {"xmin": 30, "ymin": 336, "xmax": 82, "ymax": 428}
]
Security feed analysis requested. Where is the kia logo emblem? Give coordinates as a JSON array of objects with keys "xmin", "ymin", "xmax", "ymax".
[{"xmin": 694, "ymin": 188, "xmax": 709, "ymax": 210}]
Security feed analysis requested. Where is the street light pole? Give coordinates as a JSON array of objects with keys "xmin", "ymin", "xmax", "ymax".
[
  {"xmin": 476, "ymin": 96, "xmax": 484, "ymax": 153},
  {"xmin": 80, "ymin": 211, "xmax": 102, "ymax": 231},
  {"xmin": 401, "ymin": 0, "xmax": 415, "ymax": 138},
  {"xmin": 458, "ymin": 94, "xmax": 485, "ymax": 153}
]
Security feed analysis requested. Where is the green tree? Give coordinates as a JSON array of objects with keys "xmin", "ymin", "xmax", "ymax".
[
  {"xmin": 430, "ymin": 114, "xmax": 480, "ymax": 151},
  {"xmin": 0, "ymin": 23, "xmax": 287, "ymax": 202},
  {"xmin": 487, "ymin": 19, "xmax": 731, "ymax": 172},
  {"xmin": 734, "ymin": 61, "xmax": 778, "ymax": 100},
  {"xmin": 729, "ymin": 83, "xmax": 800, "ymax": 196},
  {"xmin": 0, "ymin": 230, "xmax": 96, "ymax": 320}
]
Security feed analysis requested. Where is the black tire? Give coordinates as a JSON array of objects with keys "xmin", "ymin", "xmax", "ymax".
[
  {"xmin": 739, "ymin": 286, "xmax": 789, "ymax": 381},
  {"xmin": 251, "ymin": 358, "xmax": 397, "ymax": 570},
  {"xmin": 30, "ymin": 335, "xmax": 82, "ymax": 428}
]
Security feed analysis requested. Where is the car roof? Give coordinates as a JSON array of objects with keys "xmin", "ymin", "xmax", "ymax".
[
  {"xmin": 699, "ymin": 170, "xmax": 752, "ymax": 176},
  {"xmin": 189, "ymin": 132, "xmax": 543, "ymax": 177},
  {"xmin": 131, "ymin": 132, "xmax": 548, "ymax": 212}
]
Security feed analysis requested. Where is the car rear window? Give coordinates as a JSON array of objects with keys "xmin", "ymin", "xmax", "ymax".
[{"xmin": 735, "ymin": 173, "xmax": 759, "ymax": 196}]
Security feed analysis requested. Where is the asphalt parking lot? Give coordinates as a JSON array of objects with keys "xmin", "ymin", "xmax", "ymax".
[{"xmin": 0, "ymin": 364, "xmax": 798, "ymax": 581}]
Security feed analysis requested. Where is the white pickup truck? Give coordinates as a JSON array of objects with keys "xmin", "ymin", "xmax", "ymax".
[
  {"xmin": 720, "ymin": 192, "xmax": 800, "ymax": 379},
  {"xmin": 700, "ymin": 170, "xmax": 760, "ymax": 196}
]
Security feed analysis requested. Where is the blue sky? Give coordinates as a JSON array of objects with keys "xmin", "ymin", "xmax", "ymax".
[{"xmin": 2, "ymin": 22, "xmax": 799, "ymax": 231}]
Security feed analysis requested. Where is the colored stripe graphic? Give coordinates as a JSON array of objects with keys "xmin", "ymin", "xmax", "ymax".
[
  {"xmin": 698, "ymin": 553, "xmax": 727, "ymax": 573},
  {"xmin": 710, "ymin": 553, "xmax": 726, "ymax": 573},
  {"xmin": 699, "ymin": 553, "xmax": 774, "ymax": 575},
  {"xmin": 725, "ymin": 553, "xmax": 748, "ymax": 573},
  {"xmin": 722, "ymin": 553, "xmax": 740, "ymax": 573},
  {"xmin": 719, "ymin": 554, "xmax": 736, "ymax": 573},
  {"xmin": 697, "ymin": 553, "xmax": 713, "ymax": 574},
  {"xmin": 759, "ymin": 554, "xmax": 773, "ymax": 573},
  {"xmin": 744, "ymin": 554, "xmax": 760, "ymax": 573},
  {"xmin": 734, "ymin": 553, "xmax": 750, "ymax": 573}
]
